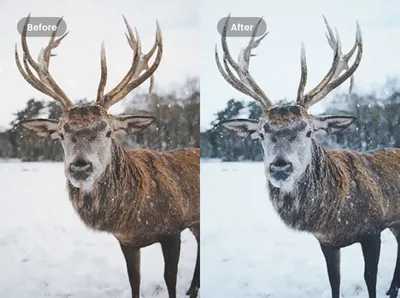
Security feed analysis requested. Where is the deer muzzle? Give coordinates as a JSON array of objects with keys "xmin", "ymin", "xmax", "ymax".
[
  {"xmin": 269, "ymin": 159, "xmax": 293, "ymax": 181},
  {"xmin": 69, "ymin": 159, "xmax": 93, "ymax": 181}
]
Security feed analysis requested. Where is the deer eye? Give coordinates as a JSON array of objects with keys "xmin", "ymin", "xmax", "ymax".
[
  {"xmin": 258, "ymin": 133, "xmax": 265, "ymax": 140},
  {"xmin": 306, "ymin": 131, "xmax": 312, "ymax": 138},
  {"xmin": 59, "ymin": 133, "xmax": 64, "ymax": 140},
  {"xmin": 106, "ymin": 131, "xmax": 112, "ymax": 137}
]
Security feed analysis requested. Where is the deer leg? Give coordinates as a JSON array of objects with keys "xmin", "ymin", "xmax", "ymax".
[
  {"xmin": 187, "ymin": 224, "xmax": 200, "ymax": 298},
  {"xmin": 387, "ymin": 225, "xmax": 400, "ymax": 298},
  {"xmin": 160, "ymin": 233, "xmax": 181, "ymax": 298},
  {"xmin": 360, "ymin": 233, "xmax": 381, "ymax": 298},
  {"xmin": 320, "ymin": 242, "xmax": 341, "ymax": 298},
  {"xmin": 119, "ymin": 243, "xmax": 141, "ymax": 298}
]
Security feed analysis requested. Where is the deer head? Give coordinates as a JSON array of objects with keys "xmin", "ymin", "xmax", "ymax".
[
  {"xmin": 216, "ymin": 15, "xmax": 362, "ymax": 191},
  {"xmin": 16, "ymin": 15, "xmax": 163, "ymax": 190}
]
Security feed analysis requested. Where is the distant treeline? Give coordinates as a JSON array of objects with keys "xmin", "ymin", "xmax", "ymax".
[
  {"xmin": 200, "ymin": 82, "xmax": 400, "ymax": 161},
  {"xmin": 0, "ymin": 78, "xmax": 199, "ymax": 161}
]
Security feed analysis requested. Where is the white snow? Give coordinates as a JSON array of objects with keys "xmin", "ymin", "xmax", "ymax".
[
  {"xmin": 0, "ymin": 161, "xmax": 197, "ymax": 298},
  {"xmin": 201, "ymin": 161, "xmax": 398, "ymax": 298}
]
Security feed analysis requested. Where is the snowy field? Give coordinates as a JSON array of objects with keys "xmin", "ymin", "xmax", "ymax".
[
  {"xmin": 0, "ymin": 161, "xmax": 197, "ymax": 298},
  {"xmin": 201, "ymin": 161, "xmax": 398, "ymax": 298}
]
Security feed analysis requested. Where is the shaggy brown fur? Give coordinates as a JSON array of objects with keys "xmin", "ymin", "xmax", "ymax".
[
  {"xmin": 261, "ymin": 132, "xmax": 400, "ymax": 298},
  {"xmin": 21, "ymin": 105, "xmax": 200, "ymax": 298},
  {"xmin": 268, "ymin": 141, "xmax": 400, "ymax": 247},
  {"xmin": 68, "ymin": 143, "xmax": 200, "ymax": 247},
  {"xmin": 234, "ymin": 105, "xmax": 400, "ymax": 298},
  {"xmin": 15, "ymin": 14, "xmax": 195, "ymax": 297}
]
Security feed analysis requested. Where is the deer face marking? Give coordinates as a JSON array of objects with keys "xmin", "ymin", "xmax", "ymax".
[
  {"xmin": 261, "ymin": 110, "xmax": 311, "ymax": 189},
  {"xmin": 20, "ymin": 105, "xmax": 156, "ymax": 191},
  {"xmin": 59, "ymin": 106, "xmax": 112, "ymax": 189},
  {"xmin": 15, "ymin": 15, "xmax": 161, "ymax": 192},
  {"xmin": 220, "ymin": 105, "xmax": 356, "ymax": 192},
  {"xmin": 258, "ymin": 106, "xmax": 310, "ymax": 189},
  {"xmin": 216, "ymin": 15, "xmax": 361, "ymax": 192}
]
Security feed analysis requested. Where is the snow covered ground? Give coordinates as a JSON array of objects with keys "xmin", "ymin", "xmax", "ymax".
[
  {"xmin": 0, "ymin": 161, "xmax": 197, "ymax": 298},
  {"xmin": 201, "ymin": 161, "xmax": 398, "ymax": 298}
]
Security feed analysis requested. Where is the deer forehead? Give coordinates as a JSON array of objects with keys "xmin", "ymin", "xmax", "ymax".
[
  {"xmin": 63, "ymin": 120, "xmax": 108, "ymax": 135},
  {"xmin": 264, "ymin": 105, "xmax": 310, "ymax": 127},
  {"xmin": 61, "ymin": 106, "xmax": 109, "ymax": 135},
  {"xmin": 61, "ymin": 106, "xmax": 110, "ymax": 130},
  {"xmin": 263, "ymin": 120, "xmax": 308, "ymax": 135},
  {"xmin": 67, "ymin": 105, "xmax": 109, "ymax": 119}
]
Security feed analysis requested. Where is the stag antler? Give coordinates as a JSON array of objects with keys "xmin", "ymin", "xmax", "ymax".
[
  {"xmin": 15, "ymin": 15, "xmax": 162, "ymax": 112},
  {"xmin": 297, "ymin": 16, "xmax": 363, "ymax": 109},
  {"xmin": 15, "ymin": 14, "xmax": 74, "ymax": 112},
  {"xmin": 96, "ymin": 16, "xmax": 163, "ymax": 110},
  {"xmin": 215, "ymin": 15, "xmax": 272, "ymax": 113}
]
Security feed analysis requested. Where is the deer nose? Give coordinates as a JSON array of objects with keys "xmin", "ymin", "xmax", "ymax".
[
  {"xmin": 269, "ymin": 159, "xmax": 293, "ymax": 181},
  {"xmin": 69, "ymin": 159, "xmax": 93, "ymax": 180}
]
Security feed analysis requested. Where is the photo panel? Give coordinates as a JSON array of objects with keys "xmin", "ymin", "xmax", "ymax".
[
  {"xmin": 0, "ymin": 0, "xmax": 199, "ymax": 297},
  {"xmin": 200, "ymin": 0, "xmax": 400, "ymax": 297}
]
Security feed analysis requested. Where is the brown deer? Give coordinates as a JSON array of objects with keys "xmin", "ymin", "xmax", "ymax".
[
  {"xmin": 16, "ymin": 15, "xmax": 200, "ymax": 298},
  {"xmin": 216, "ymin": 15, "xmax": 400, "ymax": 298}
]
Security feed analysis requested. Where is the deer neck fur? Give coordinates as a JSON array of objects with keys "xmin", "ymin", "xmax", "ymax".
[
  {"xmin": 67, "ymin": 141, "xmax": 146, "ymax": 233},
  {"xmin": 266, "ymin": 140, "xmax": 395, "ymax": 246}
]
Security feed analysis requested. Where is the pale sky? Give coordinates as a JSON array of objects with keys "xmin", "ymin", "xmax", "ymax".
[
  {"xmin": 0, "ymin": 0, "xmax": 199, "ymax": 127},
  {"xmin": 200, "ymin": 0, "xmax": 400, "ymax": 130},
  {"xmin": 2, "ymin": 1, "xmax": 400, "ymax": 130}
]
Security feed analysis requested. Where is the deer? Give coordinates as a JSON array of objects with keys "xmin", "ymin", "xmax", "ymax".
[
  {"xmin": 215, "ymin": 15, "xmax": 400, "ymax": 298},
  {"xmin": 15, "ymin": 15, "xmax": 200, "ymax": 298}
]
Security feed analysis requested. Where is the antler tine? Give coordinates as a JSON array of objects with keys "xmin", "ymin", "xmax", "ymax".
[
  {"xmin": 42, "ymin": 17, "xmax": 69, "ymax": 70},
  {"xmin": 238, "ymin": 18, "xmax": 269, "ymax": 72},
  {"xmin": 20, "ymin": 14, "xmax": 41, "ymax": 74},
  {"xmin": 324, "ymin": 16, "xmax": 357, "ymax": 70},
  {"xmin": 98, "ymin": 15, "xmax": 141, "ymax": 103},
  {"xmin": 15, "ymin": 45, "xmax": 59, "ymax": 100},
  {"xmin": 300, "ymin": 17, "xmax": 363, "ymax": 109},
  {"xmin": 297, "ymin": 19, "xmax": 342, "ymax": 107},
  {"xmin": 296, "ymin": 42, "xmax": 308, "ymax": 102},
  {"xmin": 96, "ymin": 42, "xmax": 108, "ymax": 104},
  {"xmin": 323, "ymin": 15, "xmax": 336, "ymax": 49},
  {"xmin": 15, "ymin": 14, "xmax": 73, "ymax": 111},
  {"xmin": 217, "ymin": 48, "xmax": 266, "ymax": 105},
  {"xmin": 141, "ymin": 36, "xmax": 158, "ymax": 94},
  {"xmin": 305, "ymin": 21, "xmax": 362, "ymax": 107},
  {"xmin": 215, "ymin": 42, "xmax": 269, "ymax": 112},
  {"xmin": 238, "ymin": 19, "xmax": 271, "ymax": 105},
  {"xmin": 323, "ymin": 16, "xmax": 357, "ymax": 86},
  {"xmin": 38, "ymin": 17, "xmax": 73, "ymax": 109},
  {"xmin": 131, "ymin": 28, "xmax": 145, "ymax": 76},
  {"xmin": 214, "ymin": 17, "xmax": 265, "ymax": 102},
  {"xmin": 106, "ymin": 20, "xmax": 162, "ymax": 109},
  {"xmin": 97, "ymin": 17, "xmax": 162, "ymax": 109},
  {"xmin": 129, "ymin": 25, "xmax": 162, "ymax": 95},
  {"xmin": 215, "ymin": 15, "xmax": 272, "ymax": 113}
]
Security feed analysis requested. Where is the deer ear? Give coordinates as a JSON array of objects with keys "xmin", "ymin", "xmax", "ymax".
[
  {"xmin": 112, "ymin": 115, "xmax": 157, "ymax": 135},
  {"xmin": 19, "ymin": 119, "xmax": 60, "ymax": 139},
  {"xmin": 219, "ymin": 119, "xmax": 260, "ymax": 139},
  {"xmin": 312, "ymin": 115, "xmax": 356, "ymax": 135}
]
